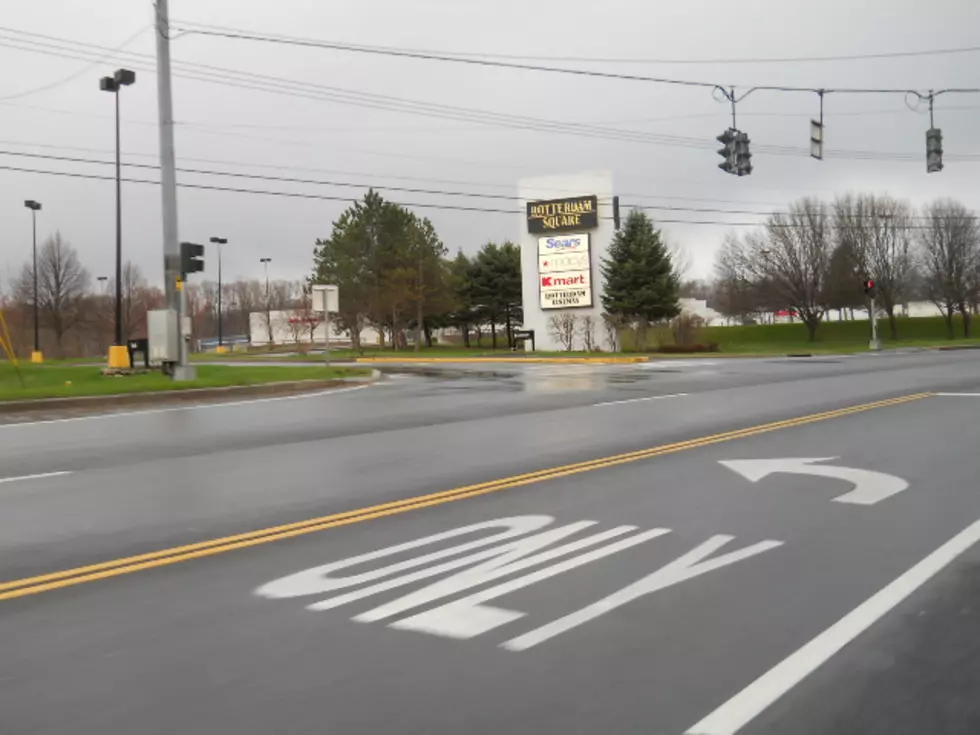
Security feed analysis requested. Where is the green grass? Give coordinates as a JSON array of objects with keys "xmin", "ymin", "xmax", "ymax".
[
  {"xmin": 699, "ymin": 315, "xmax": 980, "ymax": 354},
  {"xmin": 0, "ymin": 363, "xmax": 370, "ymax": 402}
]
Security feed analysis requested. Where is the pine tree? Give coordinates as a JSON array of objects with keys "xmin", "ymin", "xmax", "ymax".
[{"xmin": 600, "ymin": 210, "xmax": 680, "ymax": 325}]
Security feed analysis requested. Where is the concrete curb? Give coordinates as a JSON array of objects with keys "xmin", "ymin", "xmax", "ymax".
[
  {"xmin": 0, "ymin": 371, "xmax": 380, "ymax": 414},
  {"xmin": 356, "ymin": 356, "xmax": 650, "ymax": 365}
]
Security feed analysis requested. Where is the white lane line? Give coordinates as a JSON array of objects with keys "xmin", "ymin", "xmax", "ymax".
[
  {"xmin": 934, "ymin": 392, "xmax": 980, "ymax": 396},
  {"xmin": 0, "ymin": 384, "xmax": 371, "ymax": 429},
  {"xmin": 686, "ymin": 515, "xmax": 980, "ymax": 735},
  {"xmin": 592, "ymin": 393, "xmax": 688, "ymax": 407},
  {"xmin": 0, "ymin": 471, "xmax": 72, "ymax": 484}
]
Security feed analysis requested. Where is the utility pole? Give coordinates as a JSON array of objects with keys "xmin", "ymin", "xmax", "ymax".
[{"xmin": 155, "ymin": 0, "xmax": 194, "ymax": 379}]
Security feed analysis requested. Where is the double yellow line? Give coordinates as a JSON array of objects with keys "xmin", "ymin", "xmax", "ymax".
[{"xmin": 0, "ymin": 392, "xmax": 931, "ymax": 602}]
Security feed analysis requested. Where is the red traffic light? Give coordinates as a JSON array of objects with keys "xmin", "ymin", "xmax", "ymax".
[{"xmin": 863, "ymin": 278, "xmax": 876, "ymax": 295}]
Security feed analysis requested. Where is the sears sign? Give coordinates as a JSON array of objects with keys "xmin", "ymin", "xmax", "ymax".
[{"xmin": 537, "ymin": 233, "xmax": 590, "ymax": 256}]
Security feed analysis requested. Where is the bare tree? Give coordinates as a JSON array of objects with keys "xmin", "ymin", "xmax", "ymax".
[
  {"xmin": 16, "ymin": 233, "xmax": 90, "ymax": 354},
  {"xmin": 917, "ymin": 198, "xmax": 980, "ymax": 338},
  {"xmin": 712, "ymin": 233, "xmax": 772, "ymax": 325},
  {"xmin": 751, "ymin": 198, "xmax": 832, "ymax": 341},
  {"xmin": 835, "ymin": 194, "xmax": 914, "ymax": 338},
  {"xmin": 548, "ymin": 312, "xmax": 577, "ymax": 351},
  {"xmin": 579, "ymin": 315, "xmax": 597, "ymax": 351},
  {"xmin": 601, "ymin": 313, "xmax": 622, "ymax": 352}
]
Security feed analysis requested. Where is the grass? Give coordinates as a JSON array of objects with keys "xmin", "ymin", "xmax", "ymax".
[
  {"xmin": 0, "ymin": 363, "xmax": 370, "ymax": 402},
  {"xmin": 699, "ymin": 315, "xmax": 980, "ymax": 354}
]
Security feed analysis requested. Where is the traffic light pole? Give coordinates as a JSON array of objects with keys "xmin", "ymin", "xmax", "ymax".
[{"xmin": 869, "ymin": 296, "xmax": 881, "ymax": 351}]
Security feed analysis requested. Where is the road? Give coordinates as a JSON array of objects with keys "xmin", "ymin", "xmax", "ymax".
[{"xmin": 2, "ymin": 350, "xmax": 980, "ymax": 734}]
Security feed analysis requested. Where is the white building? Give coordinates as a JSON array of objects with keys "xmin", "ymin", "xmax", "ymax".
[{"xmin": 248, "ymin": 310, "xmax": 376, "ymax": 348}]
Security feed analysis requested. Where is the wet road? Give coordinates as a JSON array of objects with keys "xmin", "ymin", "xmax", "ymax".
[{"xmin": 2, "ymin": 351, "xmax": 980, "ymax": 734}]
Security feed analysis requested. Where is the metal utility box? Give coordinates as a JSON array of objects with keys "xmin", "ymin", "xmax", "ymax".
[{"xmin": 147, "ymin": 309, "xmax": 179, "ymax": 363}]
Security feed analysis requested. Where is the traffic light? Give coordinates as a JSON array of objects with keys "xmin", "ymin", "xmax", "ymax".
[
  {"xmin": 612, "ymin": 195, "xmax": 621, "ymax": 230},
  {"xmin": 717, "ymin": 128, "xmax": 737, "ymax": 174},
  {"xmin": 735, "ymin": 131, "xmax": 753, "ymax": 176},
  {"xmin": 926, "ymin": 128, "xmax": 943, "ymax": 173},
  {"xmin": 180, "ymin": 241, "xmax": 205, "ymax": 277},
  {"xmin": 862, "ymin": 278, "xmax": 876, "ymax": 296},
  {"xmin": 810, "ymin": 119, "xmax": 824, "ymax": 160}
]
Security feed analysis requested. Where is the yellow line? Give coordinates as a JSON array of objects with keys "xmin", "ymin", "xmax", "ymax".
[
  {"xmin": 0, "ymin": 392, "xmax": 932, "ymax": 602},
  {"xmin": 356, "ymin": 356, "xmax": 650, "ymax": 364}
]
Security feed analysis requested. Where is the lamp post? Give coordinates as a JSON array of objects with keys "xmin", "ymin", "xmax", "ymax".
[
  {"xmin": 210, "ymin": 237, "xmax": 228, "ymax": 352},
  {"xmin": 100, "ymin": 68, "xmax": 136, "ymax": 369},
  {"xmin": 260, "ymin": 257, "xmax": 271, "ymax": 298},
  {"xmin": 23, "ymin": 200, "xmax": 42, "ymax": 363}
]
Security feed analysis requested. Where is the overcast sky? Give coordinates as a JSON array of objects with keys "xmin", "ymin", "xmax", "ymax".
[{"xmin": 2, "ymin": 0, "xmax": 979, "ymax": 291}]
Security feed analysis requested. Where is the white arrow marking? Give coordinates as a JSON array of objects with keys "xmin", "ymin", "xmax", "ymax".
[{"xmin": 719, "ymin": 457, "xmax": 908, "ymax": 506}]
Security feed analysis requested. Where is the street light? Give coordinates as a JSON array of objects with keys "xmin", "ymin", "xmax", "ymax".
[
  {"xmin": 210, "ymin": 237, "xmax": 228, "ymax": 352},
  {"xmin": 23, "ymin": 200, "xmax": 42, "ymax": 363},
  {"xmin": 100, "ymin": 68, "xmax": 136, "ymax": 369},
  {"xmin": 260, "ymin": 257, "xmax": 271, "ymax": 298}
]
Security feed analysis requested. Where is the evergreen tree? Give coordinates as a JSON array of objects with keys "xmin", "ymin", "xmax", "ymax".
[{"xmin": 600, "ymin": 210, "xmax": 681, "ymax": 327}]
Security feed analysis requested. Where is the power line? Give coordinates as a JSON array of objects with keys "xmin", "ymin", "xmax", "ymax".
[
  {"xmin": 0, "ymin": 25, "xmax": 150, "ymax": 102},
  {"xmin": 173, "ymin": 19, "xmax": 980, "ymax": 66},
  {"xmin": 170, "ymin": 22, "xmax": 980, "ymax": 96},
  {"xmin": 4, "ymin": 155, "xmax": 977, "ymax": 225},
  {"xmin": 4, "ymin": 28, "xmax": 978, "ymax": 164},
  {"xmin": 0, "ymin": 135, "xmax": 798, "ymax": 206}
]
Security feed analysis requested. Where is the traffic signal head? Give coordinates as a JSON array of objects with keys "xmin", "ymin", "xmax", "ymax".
[
  {"xmin": 863, "ymin": 278, "xmax": 876, "ymax": 296},
  {"xmin": 717, "ymin": 128, "xmax": 737, "ymax": 174},
  {"xmin": 926, "ymin": 128, "xmax": 943, "ymax": 173},
  {"xmin": 735, "ymin": 131, "xmax": 753, "ymax": 176},
  {"xmin": 180, "ymin": 241, "xmax": 205, "ymax": 276}
]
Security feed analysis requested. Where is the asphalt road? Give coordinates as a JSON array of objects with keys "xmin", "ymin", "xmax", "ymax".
[{"xmin": 2, "ymin": 350, "xmax": 980, "ymax": 735}]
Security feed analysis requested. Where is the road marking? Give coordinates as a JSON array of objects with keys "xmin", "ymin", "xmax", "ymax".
[
  {"xmin": 686, "ymin": 514, "xmax": 980, "ymax": 735},
  {"xmin": 592, "ymin": 393, "xmax": 688, "ymax": 407},
  {"xmin": 261, "ymin": 517, "xmax": 779, "ymax": 647},
  {"xmin": 0, "ymin": 384, "xmax": 371, "ymax": 429},
  {"xmin": 503, "ymin": 534, "xmax": 782, "ymax": 651},
  {"xmin": 0, "ymin": 392, "xmax": 932, "ymax": 602},
  {"xmin": 720, "ymin": 457, "xmax": 908, "ymax": 506},
  {"xmin": 0, "ymin": 471, "xmax": 72, "ymax": 485},
  {"xmin": 934, "ymin": 392, "xmax": 980, "ymax": 396}
]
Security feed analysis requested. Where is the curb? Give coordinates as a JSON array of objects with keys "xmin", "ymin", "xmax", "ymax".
[
  {"xmin": 356, "ymin": 356, "xmax": 650, "ymax": 365},
  {"xmin": 0, "ymin": 372, "xmax": 379, "ymax": 414}
]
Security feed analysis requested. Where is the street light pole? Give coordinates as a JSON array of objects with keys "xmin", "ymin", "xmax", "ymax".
[
  {"xmin": 260, "ymin": 257, "xmax": 271, "ymax": 298},
  {"xmin": 210, "ymin": 237, "xmax": 228, "ymax": 352},
  {"xmin": 23, "ymin": 200, "xmax": 42, "ymax": 362},
  {"xmin": 100, "ymin": 69, "xmax": 136, "ymax": 368}
]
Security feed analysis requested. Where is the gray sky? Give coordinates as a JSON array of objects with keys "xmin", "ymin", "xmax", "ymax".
[{"xmin": 2, "ymin": 0, "xmax": 979, "ymax": 290}]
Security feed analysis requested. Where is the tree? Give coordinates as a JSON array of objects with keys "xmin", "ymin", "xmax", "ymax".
[
  {"xmin": 16, "ymin": 233, "xmax": 90, "ymax": 354},
  {"xmin": 548, "ymin": 313, "xmax": 577, "ymax": 351},
  {"xmin": 447, "ymin": 250, "xmax": 475, "ymax": 347},
  {"xmin": 753, "ymin": 198, "xmax": 832, "ymax": 341},
  {"xmin": 712, "ymin": 234, "xmax": 767, "ymax": 325},
  {"xmin": 311, "ymin": 190, "xmax": 429, "ymax": 352},
  {"xmin": 835, "ymin": 194, "xmax": 914, "ymax": 338},
  {"xmin": 601, "ymin": 210, "xmax": 680, "ymax": 349},
  {"xmin": 917, "ymin": 198, "xmax": 980, "ymax": 338},
  {"xmin": 469, "ymin": 241, "xmax": 523, "ymax": 349}
]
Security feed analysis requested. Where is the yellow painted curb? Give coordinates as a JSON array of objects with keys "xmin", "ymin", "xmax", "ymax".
[{"xmin": 356, "ymin": 356, "xmax": 650, "ymax": 365}]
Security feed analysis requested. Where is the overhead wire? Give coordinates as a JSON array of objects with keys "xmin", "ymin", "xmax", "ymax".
[
  {"xmin": 172, "ymin": 19, "xmax": 980, "ymax": 66},
  {"xmin": 2, "ymin": 28, "xmax": 978, "ymax": 163}
]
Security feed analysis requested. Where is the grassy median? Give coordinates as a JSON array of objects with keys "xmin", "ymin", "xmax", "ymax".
[{"xmin": 0, "ymin": 363, "xmax": 370, "ymax": 402}]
